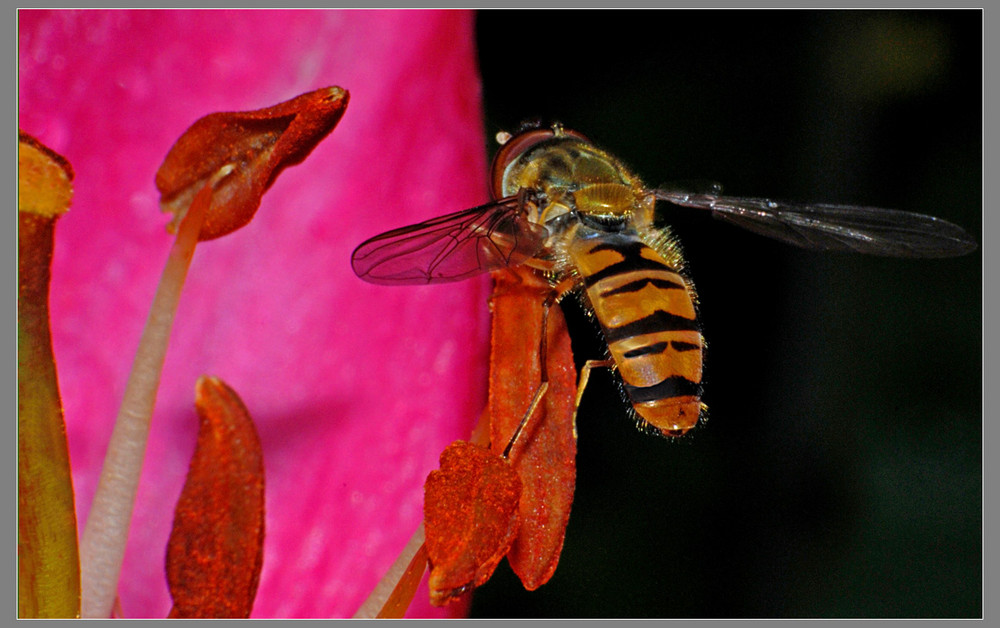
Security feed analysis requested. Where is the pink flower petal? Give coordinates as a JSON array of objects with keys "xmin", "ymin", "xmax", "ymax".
[{"xmin": 19, "ymin": 9, "xmax": 489, "ymax": 618}]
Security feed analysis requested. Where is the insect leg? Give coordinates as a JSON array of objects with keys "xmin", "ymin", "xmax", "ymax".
[
  {"xmin": 501, "ymin": 286, "xmax": 570, "ymax": 461},
  {"xmin": 500, "ymin": 381, "xmax": 549, "ymax": 460},
  {"xmin": 574, "ymin": 359, "xmax": 615, "ymax": 414}
]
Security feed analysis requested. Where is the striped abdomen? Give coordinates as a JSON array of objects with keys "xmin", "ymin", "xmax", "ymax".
[{"xmin": 567, "ymin": 231, "xmax": 703, "ymax": 436}]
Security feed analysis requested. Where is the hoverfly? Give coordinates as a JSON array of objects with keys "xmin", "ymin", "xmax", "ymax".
[{"xmin": 351, "ymin": 122, "xmax": 977, "ymax": 437}]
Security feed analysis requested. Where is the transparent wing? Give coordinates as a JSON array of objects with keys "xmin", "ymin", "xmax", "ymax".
[
  {"xmin": 653, "ymin": 188, "xmax": 977, "ymax": 258},
  {"xmin": 351, "ymin": 195, "xmax": 549, "ymax": 285}
]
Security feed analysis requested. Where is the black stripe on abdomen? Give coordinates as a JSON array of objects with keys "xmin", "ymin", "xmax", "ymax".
[
  {"xmin": 603, "ymin": 310, "xmax": 701, "ymax": 344},
  {"xmin": 620, "ymin": 340, "xmax": 700, "ymax": 359},
  {"xmin": 600, "ymin": 276, "xmax": 685, "ymax": 297},
  {"xmin": 670, "ymin": 341, "xmax": 700, "ymax": 352},
  {"xmin": 581, "ymin": 239, "xmax": 677, "ymax": 288},
  {"xmin": 622, "ymin": 342, "xmax": 669, "ymax": 359},
  {"xmin": 624, "ymin": 376, "xmax": 703, "ymax": 404}
]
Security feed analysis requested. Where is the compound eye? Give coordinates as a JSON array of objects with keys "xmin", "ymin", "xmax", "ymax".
[
  {"xmin": 489, "ymin": 128, "xmax": 554, "ymax": 199},
  {"xmin": 488, "ymin": 125, "xmax": 592, "ymax": 199},
  {"xmin": 558, "ymin": 127, "xmax": 590, "ymax": 143}
]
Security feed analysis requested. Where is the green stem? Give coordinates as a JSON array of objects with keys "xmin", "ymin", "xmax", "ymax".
[{"xmin": 18, "ymin": 212, "xmax": 81, "ymax": 618}]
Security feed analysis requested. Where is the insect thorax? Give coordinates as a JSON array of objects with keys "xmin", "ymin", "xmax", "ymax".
[{"xmin": 500, "ymin": 137, "xmax": 653, "ymax": 225}]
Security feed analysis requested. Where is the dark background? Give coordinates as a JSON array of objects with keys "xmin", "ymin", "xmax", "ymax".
[{"xmin": 470, "ymin": 10, "xmax": 981, "ymax": 618}]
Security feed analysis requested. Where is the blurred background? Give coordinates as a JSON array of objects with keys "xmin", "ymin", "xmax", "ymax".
[{"xmin": 470, "ymin": 10, "xmax": 981, "ymax": 618}]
